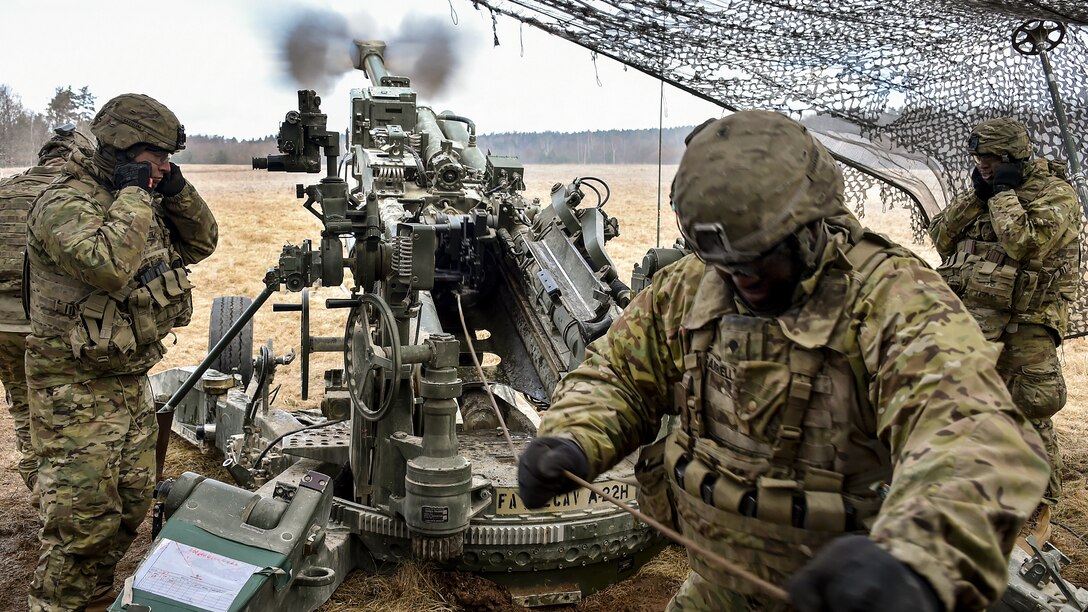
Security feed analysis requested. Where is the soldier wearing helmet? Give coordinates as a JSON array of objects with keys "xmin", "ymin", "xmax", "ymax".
[
  {"xmin": 929, "ymin": 117, "xmax": 1079, "ymax": 531},
  {"xmin": 24, "ymin": 93, "xmax": 218, "ymax": 612},
  {"xmin": 0, "ymin": 124, "xmax": 95, "ymax": 496},
  {"xmin": 518, "ymin": 111, "xmax": 1047, "ymax": 611}
]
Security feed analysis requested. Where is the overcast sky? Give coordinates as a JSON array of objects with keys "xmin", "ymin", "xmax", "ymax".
[{"xmin": 0, "ymin": 0, "xmax": 725, "ymax": 139}]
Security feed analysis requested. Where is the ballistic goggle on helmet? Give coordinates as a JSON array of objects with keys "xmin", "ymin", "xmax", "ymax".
[
  {"xmin": 968, "ymin": 117, "xmax": 1032, "ymax": 161},
  {"xmin": 672, "ymin": 110, "xmax": 845, "ymax": 266}
]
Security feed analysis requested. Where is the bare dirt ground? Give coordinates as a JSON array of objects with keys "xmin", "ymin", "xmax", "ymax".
[{"xmin": 0, "ymin": 163, "xmax": 1085, "ymax": 610}]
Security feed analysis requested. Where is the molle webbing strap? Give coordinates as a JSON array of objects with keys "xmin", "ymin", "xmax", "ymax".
[
  {"xmin": 677, "ymin": 327, "xmax": 715, "ymax": 446},
  {"xmin": 0, "ymin": 223, "xmax": 28, "ymax": 246},
  {"xmin": 769, "ymin": 346, "xmax": 822, "ymax": 472},
  {"xmin": 959, "ymin": 238, "xmax": 1022, "ymax": 267},
  {"xmin": 99, "ymin": 299, "xmax": 117, "ymax": 346}
]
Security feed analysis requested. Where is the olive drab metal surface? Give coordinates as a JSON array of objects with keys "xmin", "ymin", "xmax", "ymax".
[{"xmin": 126, "ymin": 40, "xmax": 661, "ymax": 611}]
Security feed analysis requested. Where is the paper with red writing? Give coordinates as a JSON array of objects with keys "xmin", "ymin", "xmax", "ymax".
[{"xmin": 132, "ymin": 537, "xmax": 263, "ymax": 612}]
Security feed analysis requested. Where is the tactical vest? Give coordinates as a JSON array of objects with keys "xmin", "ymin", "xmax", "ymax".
[
  {"xmin": 936, "ymin": 161, "xmax": 1078, "ymax": 335},
  {"xmin": 659, "ymin": 233, "xmax": 900, "ymax": 594},
  {"xmin": 0, "ymin": 167, "xmax": 62, "ymax": 291},
  {"xmin": 28, "ymin": 173, "xmax": 193, "ymax": 370}
]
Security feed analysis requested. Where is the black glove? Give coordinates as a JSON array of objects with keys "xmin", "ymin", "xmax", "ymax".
[
  {"xmin": 155, "ymin": 162, "xmax": 186, "ymax": 197},
  {"xmin": 113, "ymin": 161, "xmax": 153, "ymax": 193},
  {"xmin": 517, "ymin": 437, "xmax": 590, "ymax": 509},
  {"xmin": 992, "ymin": 162, "xmax": 1024, "ymax": 194},
  {"xmin": 970, "ymin": 167, "xmax": 993, "ymax": 202},
  {"xmin": 788, "ymin": 535, "xmax": 942, "ymax": 612}
]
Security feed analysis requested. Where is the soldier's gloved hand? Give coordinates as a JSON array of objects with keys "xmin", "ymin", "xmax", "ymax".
[
  {"xmin": 971, "ymin": 167, "xmax": 993, "ymax": 201},
  {"xmin": 788, "ymin": 535, "xmax": 942, "ymax": 612},
  {"xmin": 517, "ymin": 437, "xmax": 590, "ymax": 509},
  {"xmin": 113, "ymin": 161, "xmax": 153, "ymax": 193},
  {"xmin": 992, "ymin": 162, "xmax": 1024, "ymax": 193},
  {"xmin": 155, "ymin": 162, "xmax": 186, "ymax": 197}
]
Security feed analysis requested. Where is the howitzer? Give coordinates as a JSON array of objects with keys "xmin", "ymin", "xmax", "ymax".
[{"xmin": 118, "ymin": 40, "xmax": 659, "ymax": 611}]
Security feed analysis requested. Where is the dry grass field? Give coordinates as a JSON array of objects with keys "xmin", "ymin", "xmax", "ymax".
[{"xmin": 0, "ymin": 163, "xmax": 1086, "ymax": 610}]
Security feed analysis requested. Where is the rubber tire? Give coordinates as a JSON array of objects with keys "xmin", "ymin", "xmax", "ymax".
[{"xmin": 208, "ymin": 295, "xmax": 254, "ymax": 386}]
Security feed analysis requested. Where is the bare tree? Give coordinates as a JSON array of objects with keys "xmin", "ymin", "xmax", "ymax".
[{"xmin": 0, "ymin": 85, "xmax": 46, "ymax": 167}]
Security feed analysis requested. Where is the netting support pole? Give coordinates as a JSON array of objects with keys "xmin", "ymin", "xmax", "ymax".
[
  {"xmin": 656, "ymin": 78, "xmax": 664, "ymax": 248},
  {"xmin": 1015, "ymin": 21, "xmax": 1088, "ymax": 218},
  {"xmin": 1039, "ymin": 50, "xmax": 1088, "ymax": 218}
]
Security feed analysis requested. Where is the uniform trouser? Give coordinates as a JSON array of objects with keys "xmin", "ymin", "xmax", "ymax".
[
  {"xmin": 28, "ymin": 374, "xmax": 156, "ymax": 612},
  {"xmin": 995, "ymin": 323, "xmax": 1066, "ymax": 506},
  {"xmin": 666, "ymin": 570, "xmax": 789, "ymax": 611},
  {"xmin": 0, "ymin": 330, "xmax": 35, "ymax": 488}
]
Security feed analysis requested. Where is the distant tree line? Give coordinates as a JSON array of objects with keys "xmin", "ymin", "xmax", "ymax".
[
  {"xmin": 177, "ymin": 128, "xmax": 694, "ymax": 166},
  {"xmin": 172, "ymin": 135, "xmax": 278, "ymax": 165},
  {"xmin": 2, "ymin": 84, "xmax": 694, "ymax": 167},
  {"xmin": 477, "ymin": 127, "xmax": 694, "ymax": 164}
]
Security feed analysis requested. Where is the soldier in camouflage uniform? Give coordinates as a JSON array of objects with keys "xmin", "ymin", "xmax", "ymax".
[
  {"xmin": 25, "ymin": 94, "xmax": 218, "ymax": 612},
  {"xmin": 0, "ymin": 125, "xmax": 94, "ymax": 493},
  {"xmin": 929, "ymin": 117, "xmax": 1079, "ymax": 514},
  {"xmin": 518, "ymin": 111, "xmax": 1049, "ymax": 611}
]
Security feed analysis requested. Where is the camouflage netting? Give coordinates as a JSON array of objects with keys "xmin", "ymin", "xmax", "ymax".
[{"xmin": 461, "ymin": 0, "xmax": 1088, "ymax": 336}]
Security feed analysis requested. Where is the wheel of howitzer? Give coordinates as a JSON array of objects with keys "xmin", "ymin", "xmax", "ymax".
[
  {"xmin": 344, "ymin": 293, "xmax": 402, "ymax": 421},
  {"xmin": 208, "ymin": 295, "xmax": 255, "ymax": 386}
]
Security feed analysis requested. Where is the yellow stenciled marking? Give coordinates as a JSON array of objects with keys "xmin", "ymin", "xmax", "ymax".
[{"xmin": 493, "ymin": 481, "xmax": 637, "ymax": 515}]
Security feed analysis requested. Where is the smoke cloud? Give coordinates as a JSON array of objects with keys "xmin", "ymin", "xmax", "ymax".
[
  {"xmin": 276, "ymin": 8, "xmax": 467, "ymax": 98},
  {"xmin": 280, "ymin": 8, "xmax": 358, "ymax": 93},
  {"xmin": 384, "ymin": 15, "xmax": 464, "ymax": 98}
]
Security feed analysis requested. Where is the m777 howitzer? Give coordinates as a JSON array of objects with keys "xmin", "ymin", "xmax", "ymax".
[{"xmin": 112, "ymin": 41, "xmax": 663, "ymax": 611}]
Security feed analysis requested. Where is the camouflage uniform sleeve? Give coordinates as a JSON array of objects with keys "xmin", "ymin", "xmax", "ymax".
[
  {"xmin": 536, "ymin": 257, "xmax": 701, "ymax": 478},
  {"xmin": 30, "ymin": 185, "xmax": 153, "ymax": 293},
  {"xmin": 987, "ymin": 181, "xmax": 1078, "ymax": 261},
  {"xmin": 856, "ymin": 255, "xmax": 1049, "ymax": 610},
  {"xmin": 161, "ymin": 182, "xmax": 218, "ymax": 265},
  {"xmin": 927, "ymin": 192, "xmax": 984, "ymax": 257}
]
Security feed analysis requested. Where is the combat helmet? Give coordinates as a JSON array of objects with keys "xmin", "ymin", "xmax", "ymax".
[
  {"xmin": 90, "ymin": 93, "xmax": 186, "ymax": 153},
  {"xmin": 37, "ymin": 123, "xmax": 96, "ymax": 165},
  {"xmin": 968, "ymin": 117, "xmax": 1032, "ymax": 161},
  {"xmin": 671, "ymin": 110, "xmax": 844, "ymax": 265}
]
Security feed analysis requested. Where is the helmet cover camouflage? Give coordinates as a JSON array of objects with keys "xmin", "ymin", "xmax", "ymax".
[
  {"xmin": 968, "ymin": 117, "xmax": 1032, "ymax": 161},
  {"xmin": 671, "ymin": 110, "xmax": 844, "ymax": 264},
  {"xmin": 37, "ymin": 123, "xmax": 96, "ymax": 165},
  {"xmin": 90, "ymin": 93, "xmax": 186, "ymax": 152}
]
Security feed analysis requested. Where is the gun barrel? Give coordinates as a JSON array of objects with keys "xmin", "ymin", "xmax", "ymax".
[{"xmin": 355, "ymin": 40, "xmax": 389, "ymax": 85}]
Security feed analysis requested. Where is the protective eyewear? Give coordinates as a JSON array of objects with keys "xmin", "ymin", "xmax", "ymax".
[
  {"xmin": 679, "ymin": 221, "xmax": 765, "ymax": 266},
  {"xmin": 971, "ymin": 153, "xmax": 1003, "ymax": 165},
  {"xmin": 142, "ymin": 147, "xmax": 171, "ymax": 165},
  {"xmin": 714, "ymin": 240, "xmax": 793, "ymax": 277}
]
